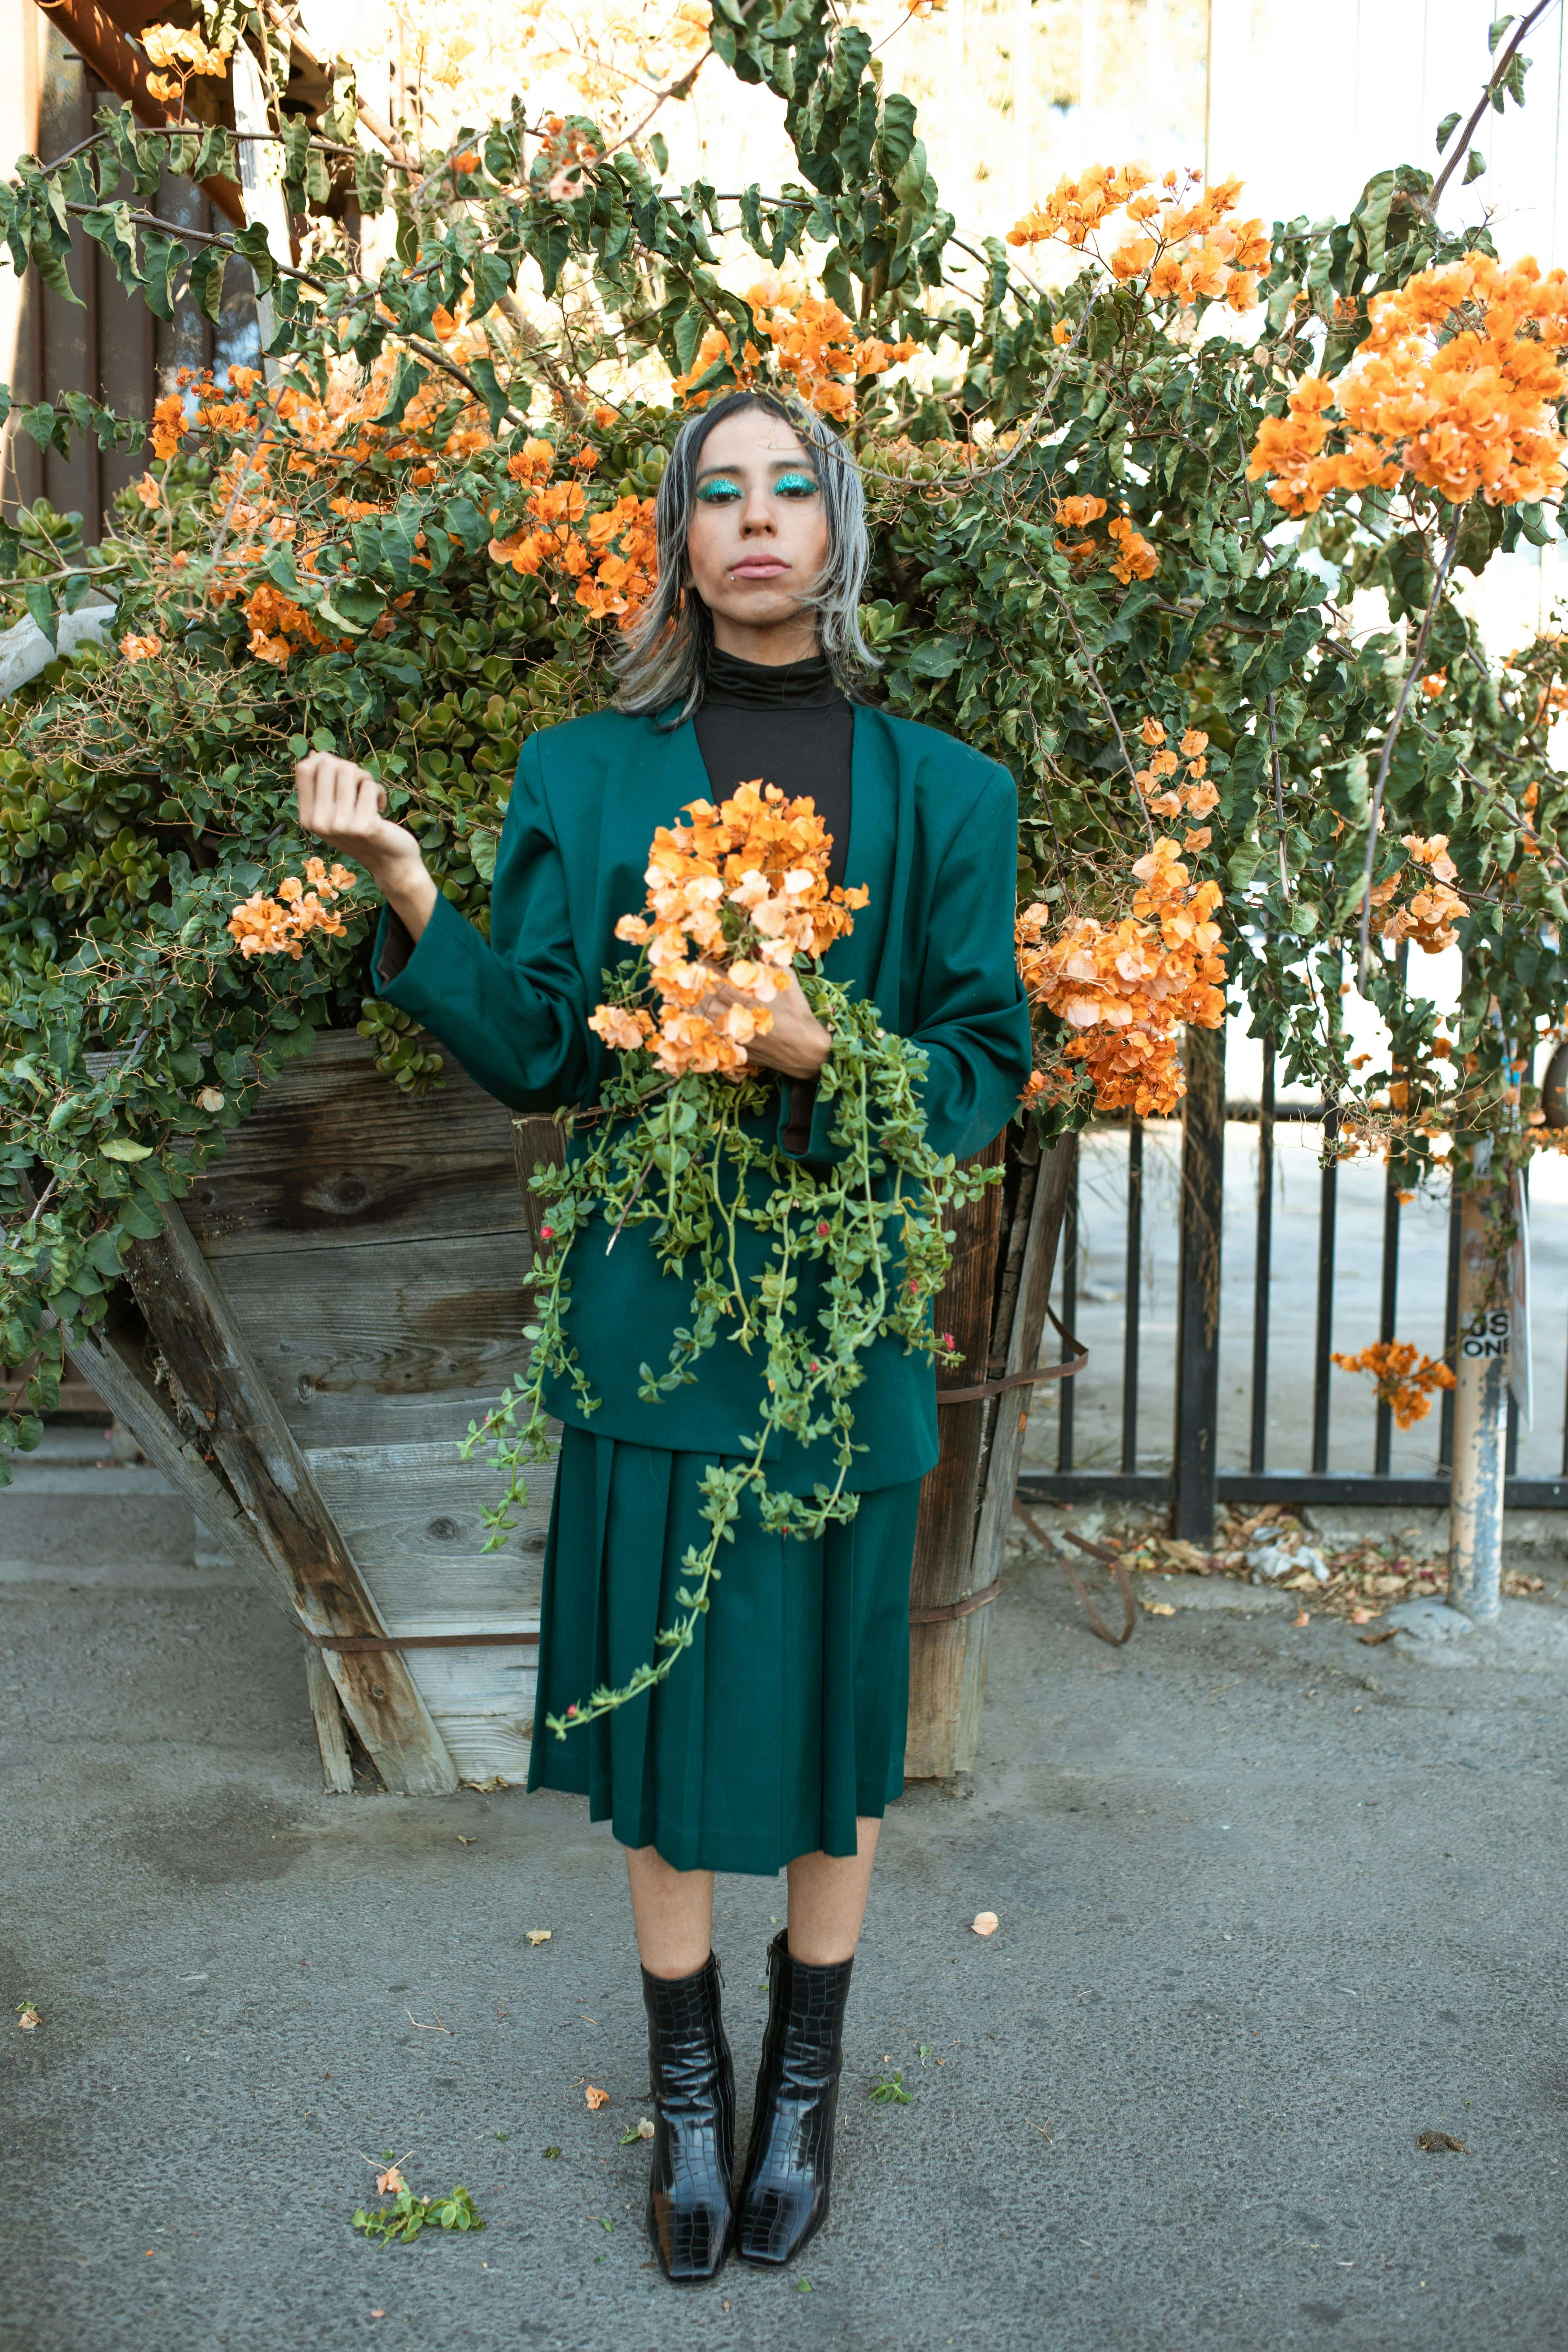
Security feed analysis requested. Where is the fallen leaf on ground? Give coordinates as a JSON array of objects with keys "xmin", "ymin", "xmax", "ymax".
[
  {"xmin": 461, "ymin": 1776, "xmax": 506, "ymax": 1792},
  {"xmin": 1291, "ymin": 1610, "xmax": 1310, "ymax": 1627},
  {"xmin": 15, "ymin": 2003, "xmax": 40, "ymax": 2031},
  {"xmin": 525, "ymin": 1930, "xmax": 551, "ymax": 1947},
  {"xmin": 1359, "ymin": 1627, "xmax": 1399, "ymax": 1646},
  {"xmin": 457, "ymin": 1835, "xmax": 477, "ymax": 1845},
  {"xmin": 1349, "ymin": 1606, "xmax": 1375, "ymax": 1625},
  {"xmin": 1144, "ymin": 1600, "xmax": 1176, "ymax": 1617},
  {"xmin": 971, "ymin": 1911, "xmax": 999, "ymax": 1936},
  {"xmin": 585, "ymin": 2085, "xmax": 610, "ymax": 2110},
  {"xmin": 542, "ymin": 2146, "xmax": 561, "ymax": 2159},
  {"xmin": 620, "ymin": 2117, "xmax": 655, "ymax": 2144},
  {"xmin": 1417, "ymin": 2129, "xmax": 1467, "ymax": 2154},
  {"xmin": 370, "ymin": 2313, "xmax": 385, "ymax": 2322},
  {"xmin": 376, "ymin": 2164, "xmax": 406, "ymax": 2195}
]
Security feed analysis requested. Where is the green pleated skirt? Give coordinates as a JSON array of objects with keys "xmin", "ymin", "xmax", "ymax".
[{"xmin": 526, "ymin": 1427, "xmax": 922, "ymax": 1875}]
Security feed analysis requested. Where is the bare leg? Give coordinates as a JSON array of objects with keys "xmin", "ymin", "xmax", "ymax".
[
  {"xmin": 624, "ymin": 1844, "xmax": 715, "ymax": 1980},
  {"xmin": 783, "ymin": 1816, "xmax": 882, "ymax": 1965}
]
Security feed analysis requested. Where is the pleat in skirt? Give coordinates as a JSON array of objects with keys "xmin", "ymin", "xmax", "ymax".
[{"xmin": 526, "ymin": 1426, "xmax": 922, "ymax": 1875}]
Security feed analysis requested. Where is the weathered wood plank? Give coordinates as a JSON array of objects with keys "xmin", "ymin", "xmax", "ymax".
[
  {"xmin": 58, "ymin": 1308, "xmax": 289, "ymax": 1612},
  {"xmin": 513, "ymin": 1113, "xmax": 568, "ymax": 1258},
  {"xmin": 948, "ymin": 1134, "xmax": 1076, "ymax": 1774},
  {"xmin": 304, "ymin": 1646, "xmax": 355, "ymax": 1794},
  {"xmin": 210, "ymin": 1232, "xmax": 538, "ymax": 1449},
  {"xmin": 304, "ymin": 1437, "xmax": 555, "ymax": 1622},
  {"xmin": 126, "ymin": 1202, "xmax": 460, "ymax": 1796},
  {"xmin": 904, "ymin": 1132, "xmax": 1076, "ymax": 1779},
  {"xmin": 908, "ymin": 1131, "xmax": 1007, "ymax": 1615},
  {"xmin": 174, "ymin": 1030, "xmax": 531, "ymax": 1260}
]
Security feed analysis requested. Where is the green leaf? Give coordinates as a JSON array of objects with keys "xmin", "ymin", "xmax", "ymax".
[
  {"xmin": 1464, "ymin": 149, "xmax": 1487, "ymax": 183},
  {"xmin": 188, "ymin": 244, "xmax": 228, "ymax": 324},
  {"xmin": 99, "ymin": 1138, "xmax": 153, "ymax": 1162},
  {"xmin": 1436, "ymin": 108, "xmax": 1462, "ymax": 152},
  {"xmin": 649, "ymin": 132, "xmax": 668, "ymax": 175}
]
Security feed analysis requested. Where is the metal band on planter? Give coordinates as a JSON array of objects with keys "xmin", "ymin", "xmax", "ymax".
[{"xmin": 935, "ymin": 1307, "xmax": 1087, "ymax": 1404}]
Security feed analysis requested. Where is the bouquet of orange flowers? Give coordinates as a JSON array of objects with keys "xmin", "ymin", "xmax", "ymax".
[{"xmin": 588, "ymin": 781, "xmax": 869, "ymax": 1077}]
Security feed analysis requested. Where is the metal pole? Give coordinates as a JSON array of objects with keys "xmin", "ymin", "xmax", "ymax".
[
  {"xmin": 1311, "ymin": 1107, "xmax": 1339, "ymax": 1474},
  {"xmin": 1057, "ymin": 1151, "xmax": 1078, "ymax": 1473},
  {"xmin": 1449, "ymin": 1173, "xmax": 1508, "ymax": 1623},
  {"xmin": 1121, "ymin": 1116, "xmax": 1143, "ymax": 1472},
  {"xmin": 1173, "ymin": 1023, "xmax": 1225, "ymax": 1542},
  {"xmin": 1249, "ymin": 1042, "xmax": 1274, "ymax": 1473}
]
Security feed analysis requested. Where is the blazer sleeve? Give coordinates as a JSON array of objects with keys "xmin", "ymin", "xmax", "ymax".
[
  {"xmin": 369, "ymin": 734, "xmax": 593, "ymax": 1112},
  {"xmin": 781, "ymin": 760, "xmax": 1032, "ymax": 1167}
]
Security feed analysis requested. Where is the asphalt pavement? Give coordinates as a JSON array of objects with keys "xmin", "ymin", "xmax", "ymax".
[{"xmin": 3, "ymin": 1436, "xmax": 1566, "ymax": 2352}]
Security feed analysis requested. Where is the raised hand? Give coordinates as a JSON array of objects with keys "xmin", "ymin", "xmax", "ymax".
[{"xmin": 294, "ymin": 754, "xmax": 437, "ymax": 942}]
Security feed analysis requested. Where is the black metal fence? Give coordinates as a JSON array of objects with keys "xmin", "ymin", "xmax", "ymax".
[{"xmin": 1016, "ymin": 1028, "xmax": 1568, "ymax": 1535}]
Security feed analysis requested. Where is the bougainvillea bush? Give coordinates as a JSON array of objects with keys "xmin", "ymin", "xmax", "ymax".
[{"xmin": 0, "ymin": 0, "xmax": 1565, "ymax": 1465}]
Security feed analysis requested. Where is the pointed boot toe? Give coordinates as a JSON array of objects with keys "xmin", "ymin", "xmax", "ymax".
[
  {"xmin": 735, "ymin": 1932, "xmax": 854, "ymax": 2267},
  {"xmin": 641, "ymin": 1952, "xmax": 735, "ymax": 2282}
]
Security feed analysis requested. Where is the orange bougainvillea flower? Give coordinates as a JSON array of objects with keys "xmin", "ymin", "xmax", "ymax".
[
  {"xmin": 228, "ymin": 860, "xmax": 357, "ymax": 959},
  {"xmin": 150, "ymin": 392, "xmax": 187, "ymax": 462},
  {"xmin": 1249, "ymin": 251, "xmax": 1568, "ymax": 514},
  {"xmin": 1332, "ymin": 1340, "xmax": 1455, "ymax": 1427},
  {"xmin": 590, "ymin": 783, "xmax": 869, "ymax": 1079},
  {"xmin": 1016, "ymin": 834, "xmax": 1227, "ymax": 1117},
  {"xmin": 1009, "ymin": 163, "xmax": 1263, "ymax": 316},
  {"xmin": 120, "ymin": 633, "xmax": 163, "ymax": 663}
]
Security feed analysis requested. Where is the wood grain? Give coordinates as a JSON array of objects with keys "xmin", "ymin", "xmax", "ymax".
[
  {"xmin": 305, "ymin": 1438, "xmax": 554, "ymax": 1624},
  {"xmin": 126, "ymin": 1203, "xmax": 460, "ymax": 1796},
  {"xmin": 904, "ymin": 1131, "xmax": 1075, "ymax": 1780},
  {"xmin": 211, "ymin": 1232, "xmax": 539, "ymax": 1449},
  {"xmin": 177, "ymin": 1032, "xmax": 531, "ymax": 1260}
]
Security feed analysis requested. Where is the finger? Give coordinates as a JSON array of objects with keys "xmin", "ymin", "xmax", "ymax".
[
  {"xmin": 294, "ymin": 752, "xmax": 322, "ymax": 827},
  {"xmin": 353, "ymin": 772, "xmax": 388, "ymax": 829}
]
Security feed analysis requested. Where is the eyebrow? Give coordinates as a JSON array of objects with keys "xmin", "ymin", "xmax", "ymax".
[{"xmin": 694, "ymin": 454, "xmax": 821, "ymax": 480}]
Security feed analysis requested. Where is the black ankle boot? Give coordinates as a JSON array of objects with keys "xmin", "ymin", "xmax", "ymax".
[
  {"xmin": 641, "ymin": 1952, "xmax": 734, "ymax": 2282},
  {"xmin": 734, "ymin": 1930, "xmax": 854, "ymax": 2266}
]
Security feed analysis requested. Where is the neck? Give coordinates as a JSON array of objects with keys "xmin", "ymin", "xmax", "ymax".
[{"xmin": 708, "ymin": 614, "xmax": 821, "ymax": 667}]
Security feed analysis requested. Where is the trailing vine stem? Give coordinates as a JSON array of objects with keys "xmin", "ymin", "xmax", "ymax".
[{"xmin": 458, "ymin": 973, "xmax": 1004, "ymax": 1737}]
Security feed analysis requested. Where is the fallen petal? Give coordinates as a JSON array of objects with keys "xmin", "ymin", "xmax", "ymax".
[{"xmin": 971, "ymin": 1911, "xmax": 999, "ymax": 1937}]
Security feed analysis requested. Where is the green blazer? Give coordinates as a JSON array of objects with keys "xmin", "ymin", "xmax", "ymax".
[{"xmin": 374, "ymin": 702, "xmax": 1032, "ymax": 1490}]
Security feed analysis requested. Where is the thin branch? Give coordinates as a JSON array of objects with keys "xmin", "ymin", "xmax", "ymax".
[
  {"xmin": 1429, "ymin": 0, "xmax": 1559, "ymax": 210},
  {"xmin": 619, "ymin": 45, "xmax": 713, "ymax": 149},
  {"xmin": 1356, "ymin": 508, "xmax": 1465, "ymax": 986},
  {"xmin": 1266, "ymin": 691, "xmax": 1291, "ymax": 904}
]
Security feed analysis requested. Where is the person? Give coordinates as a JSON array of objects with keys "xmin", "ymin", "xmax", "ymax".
[{"xmin": 294, "ymin": 389, "xmax": 1032, "ymax": 2283}]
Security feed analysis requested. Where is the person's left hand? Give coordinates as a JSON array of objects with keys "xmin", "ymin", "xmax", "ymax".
[{"xmin": 699, "ymin": 969, "xmax": 831, "ymax": 1080}]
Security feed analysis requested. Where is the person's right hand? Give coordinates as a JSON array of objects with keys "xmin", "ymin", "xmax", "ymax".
[
  {"xmin": 295, "ymin": 753, "xmax": 439, "ymax": 944},
  {"xmin": 294, "ymin": 754, "xmax": 423, "ymax": 887}
]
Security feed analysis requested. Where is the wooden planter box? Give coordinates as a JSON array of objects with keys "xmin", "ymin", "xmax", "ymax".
[{"xmin": 70, "ymin": 1032, "xmax": 1071, "ymax": 1794}]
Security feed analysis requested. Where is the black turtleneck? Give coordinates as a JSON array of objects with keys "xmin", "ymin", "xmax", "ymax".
[{"xmin": 692, "ymin": 646, "xmax": 853, "ymax": 891}]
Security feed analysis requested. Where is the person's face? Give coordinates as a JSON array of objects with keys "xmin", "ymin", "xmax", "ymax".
[{"xmin": 682, "ymin": 406, "xmax": 831, "ymax": 654}]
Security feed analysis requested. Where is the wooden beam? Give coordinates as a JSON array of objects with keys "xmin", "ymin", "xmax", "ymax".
[
  {"xmin": 125, "ymin": 1200, "xmax": 460, "ymax": 1795},
  {"xmin": 904, "ymin": 1131, "xmax": 1076, "ymax": 1778},
  {"xmin": 303, "ymin": 1645, "xmax": 355, "ymax": 1792},
  {"xmin": 33, "ymin": 0, "xmax": 246, "ymax": 223}
]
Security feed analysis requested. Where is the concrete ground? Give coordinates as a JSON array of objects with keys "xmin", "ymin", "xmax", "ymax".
[{"xmin": 3, "ymin": 1435, "xmax": 1567, "ymax": 2352}]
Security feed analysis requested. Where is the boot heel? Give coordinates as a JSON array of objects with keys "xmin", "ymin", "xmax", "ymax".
[{"xmin": 735, "ymin": 1931, "xmax": 854, "ymax": 2266}]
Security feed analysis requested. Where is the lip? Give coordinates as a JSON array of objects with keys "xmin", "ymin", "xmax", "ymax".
[{"xmin": 729, "ymin": 557, "xmax": 789, "ymax": 578}]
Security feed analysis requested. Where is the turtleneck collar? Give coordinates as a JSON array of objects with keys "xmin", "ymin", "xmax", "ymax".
[{"xmin": 701, "ymin": 641, "xmax": 843, "ymax": 709}]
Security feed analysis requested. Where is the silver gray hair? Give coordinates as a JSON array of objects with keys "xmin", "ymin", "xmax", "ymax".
[{"xmin": 610, "ymin": 390, "xmax": 878, "ymax": 721}]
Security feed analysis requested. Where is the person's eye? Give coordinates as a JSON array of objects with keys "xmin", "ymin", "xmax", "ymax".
[
  {"xmin": 696, "ymin": 477, "xmax": 742, "ymax": 504},
  {"xmin": 775, "ymin": 472, "xmax": 821, "ymax": 498}
]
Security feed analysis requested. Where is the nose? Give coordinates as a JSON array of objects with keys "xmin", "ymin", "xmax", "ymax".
[{"xmin": 739, "ymin": 480, "xmax": 776, "ymax": 535}]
